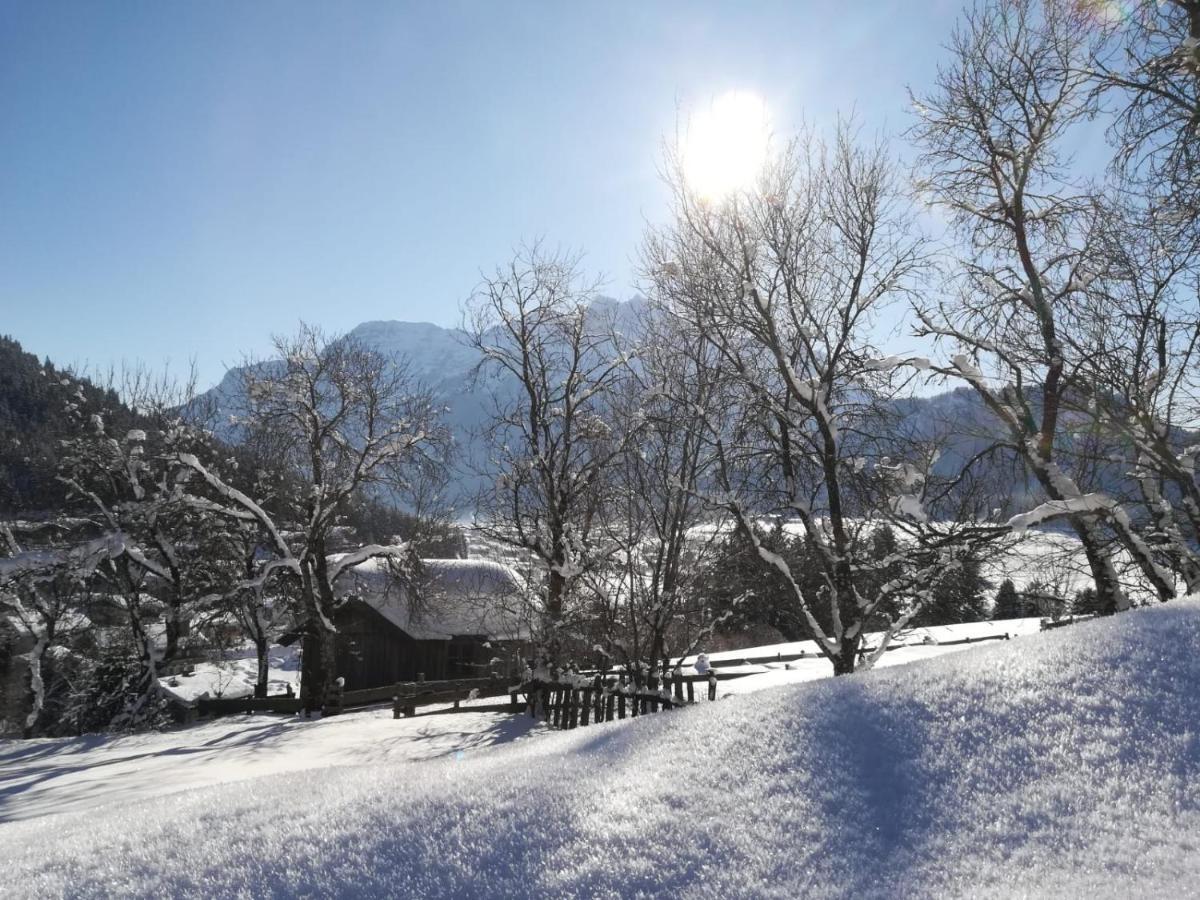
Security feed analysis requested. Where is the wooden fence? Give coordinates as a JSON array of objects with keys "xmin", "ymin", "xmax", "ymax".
[
  {"xmin": 1039, "ymin": 614, "xmax": 1097, "ymax": 631},
  {"xmin": 194, "ymin": 632, "xmax": 1013, "ymax": 722},
  {"xmin": 570, "ymin": 631, "xmax": 1012, "ymax": 678},
  {"xmin": 510, "ymin": 669, "xmax": 722, "ymax": 731},
  {"xmin": 196, "ymin": 673, "xmax": 519, "ymax": 719}
]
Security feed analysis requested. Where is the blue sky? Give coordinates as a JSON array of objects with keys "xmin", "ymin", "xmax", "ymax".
[{"xmin": 1, "ymin": 1, "xmax": 963, "ymax": 389}]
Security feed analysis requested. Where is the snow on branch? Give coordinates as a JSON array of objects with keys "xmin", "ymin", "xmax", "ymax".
[
  {"xmin": 326, "ymin": 543, "xmax": 414, "ymax": 583},
  {"xmin": 1006, "ymin": 494, "xmax": 1116, "ymax": 534},
  {"xmin": 176, "ymin": 453, "xmax": 293, "ymax": 560},
  {"xmin": 863, "ymin": 355, "xmax": 933, "ymax": 372}
]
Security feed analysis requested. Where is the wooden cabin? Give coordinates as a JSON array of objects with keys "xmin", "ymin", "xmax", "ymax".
[{"xmin": 331, "ymin": 557, "xmax": 528, "ymax": 690}]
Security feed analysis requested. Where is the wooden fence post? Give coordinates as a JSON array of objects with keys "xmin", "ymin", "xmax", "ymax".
[
  {"xmin": 686, "ymin": 680, "xmax": 695, "ymax": 704},
  {"xmin": 673, "ymin": 669, "xmax": 684, "ymax": 704},
  {"xmin": 592, "ymin": 675, "xmax": 603, "ymax": 722},
  {"xmin": 580, "ymin": 689, "xmax": 591, "ymax": 726},
  {"xmin": 567, "ymin": 688, "xmax": 579, "ymax": 729},
  {"xmin": 707, "ymin": 671, "xmax": 718, "ymax": 701}
]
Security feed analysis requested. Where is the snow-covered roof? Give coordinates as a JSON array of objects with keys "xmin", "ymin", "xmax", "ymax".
[{"xmin": 334, "ymin": 554, "xmax": 528, "ymax": 641}]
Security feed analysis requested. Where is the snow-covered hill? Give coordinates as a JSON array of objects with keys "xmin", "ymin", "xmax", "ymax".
[{"xmin": 2, "ymin": 600, "xmax": 1198, "ymax": 898}]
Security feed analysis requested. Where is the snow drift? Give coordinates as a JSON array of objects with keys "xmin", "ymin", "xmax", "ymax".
[{"xmin": 3, "ymin": 599, "xmax": 1199, "ymax": 898}]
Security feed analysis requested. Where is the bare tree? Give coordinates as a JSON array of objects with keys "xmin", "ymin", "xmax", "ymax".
[
  {"xmin": 1092, "ymin": 0, "xmax": 1200, "ymax": 222},
  {"xmin": 40, "ymin": 365, "xmax": 236, "ymax": 729},
  {"xmin": 583, "ymin": 304, "xmax": 730, "ymax": 673},
  {"xmin": 644, "ymin": 124, "xmax": 999, "ymax": 675},
  {"xmin": 909, "ymin": 0, "xmax": 1177, "ymax": 612},
  {"xmin": 0, "ymin": 522, "xmax": 101, "ymax": 735},
  {"xmin": 465, "ymin": 247, "xmax": 633, "ymax": 661},
  {"xmin": 178, "ymin": 324, "xmax": 446, "ymax": 712},
  {"xmin": 1068, "ymin": 200, "xmax": 1200, "ymax": 592}
]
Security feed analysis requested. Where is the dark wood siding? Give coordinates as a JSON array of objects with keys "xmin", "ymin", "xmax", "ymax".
[{"xmin": 332, "ymin": 601, "xmax": 449, "ymax": 690}]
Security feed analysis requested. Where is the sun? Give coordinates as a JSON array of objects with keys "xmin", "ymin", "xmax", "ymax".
[{"xmin": 680, "ymin": 90, "xmax": 773, "ymax": 201}]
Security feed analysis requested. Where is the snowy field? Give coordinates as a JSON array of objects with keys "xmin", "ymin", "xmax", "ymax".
[
  {"xmin": 2, "ymin": 600, "xmax": 1198, "ymax": 898},
  {"xmin": 159, "ymin": 644, "xmax": 302, "ymax": 705},
  {"xmin": 695, "ymin": 617, "xmax": 1047, "ymax": 697},
  {"xmin": 5, "ymin": 619, "xmax": 1042, "ymax": 826},
  {"xmin": 0, "ymin": 707, "xmax": 549, "ymax": 824}
]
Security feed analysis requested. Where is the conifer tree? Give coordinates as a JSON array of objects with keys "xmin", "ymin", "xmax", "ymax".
[
  {"xmin": 991, "ymin": 579, "xmax": 1022, "ymax": 620},
  {"xmin": 913, "ymin": 557, "xmax": 988, "ymax": 626}
]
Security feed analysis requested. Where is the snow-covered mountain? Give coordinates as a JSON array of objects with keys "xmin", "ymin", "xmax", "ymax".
[
  {"xmin": 193, "ymin": 302, "xmax": 1129, "ymax": 513},
  {"xmin": 194, "ymin": 300, "xmax": 644, "ymax": 505}
]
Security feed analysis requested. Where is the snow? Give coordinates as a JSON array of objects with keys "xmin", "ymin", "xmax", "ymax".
[
  {"xmin": 1007, "ymin": 493, "xmax": 1115, "ymax": 534},
  {"xmin": 158, "ymin": 645, "xmax": 302, "ymax": 704},
  {"xmin": 336, "ymin": 555, "xmax": 527, "ymax": 640},
  {"xmin": 685, "ymin": 617, "xmax": 1045, "ymax": 696},
  {"xmin": 3, "ymin": 601, "xmax": 1200, "ymax": 897},
  {"xmin": 0, "ymin": 707, "xmax": 548, "ymax": 824}
]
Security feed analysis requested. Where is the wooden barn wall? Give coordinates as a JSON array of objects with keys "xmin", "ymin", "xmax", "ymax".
[{"xmin": 332, "ymin": 603, "xmax": 450, "ymax": 690}]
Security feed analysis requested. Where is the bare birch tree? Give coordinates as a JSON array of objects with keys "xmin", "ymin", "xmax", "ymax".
[
  {"xmin": 1068, "ymin": 200, "xmax": 1200, "ymax": 592},
  {"xmin": 583, "ymin": 304, "xmax": 730, "ymax": 673}
]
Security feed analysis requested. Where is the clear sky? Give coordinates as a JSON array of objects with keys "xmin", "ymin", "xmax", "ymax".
[{"xmin": 1, "ymin": 0, "xmax": 964, "ymax": 390}]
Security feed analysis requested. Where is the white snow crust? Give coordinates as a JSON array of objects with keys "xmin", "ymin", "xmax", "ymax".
[{"xmin": 2, "ymin": 599, "xmax": 1199, "ymax": 897}]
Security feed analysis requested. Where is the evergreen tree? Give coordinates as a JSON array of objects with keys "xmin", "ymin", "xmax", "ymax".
[
  {"xmin": 1071, "ymin": 586, "xmax": 1115, "ymax": 617},
  {"xmin": 913, "ymin": 557, "xmax": 988, "ymax": 626},
  {"xmin": 861, "ymin": 525, "xmax": 905, "ymax": 630},
  {"xmin": 991, "ymin": 579, "xmax": 1022, "ymax": 620}
]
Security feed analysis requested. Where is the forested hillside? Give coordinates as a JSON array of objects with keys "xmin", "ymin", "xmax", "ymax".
[{"xmin": 0, "ymin": 336, "xmax": 138, "ymax": 514}]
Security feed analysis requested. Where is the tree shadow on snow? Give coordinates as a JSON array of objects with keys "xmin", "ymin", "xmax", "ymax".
[
  {"xmin": 0, "ymin": 717, "xmax": 297, "ymax": 822},
  {"xmin": 352, "ymin": 711, "xmax": 549, "ymax": 766}
]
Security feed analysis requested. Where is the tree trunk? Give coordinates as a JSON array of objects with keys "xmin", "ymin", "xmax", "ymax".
[
  {"xmin": 831, "ymin": 637, "xmax": 859, "ymax": 676},
  {"xmin": 164, "ymin": 615, "xmax": 181, "ymax": 663},
  {"xmin": 1028, "ymin": 462, "xmax": 1131, "ymax": 613},
  {"xmin": 254, "ymin": 636, "xmax": 269, "ymax": 699},
  {"xmin": 300, "ymin": 548, "xmax": 343, "ymax": 713},
  {"xmin": 299, "ymin": 628, "xmax": 327, "ymax": 713},
  {"xmin": 542, "ymin": 566, "xmax": 567, "ymax": 662},
  {"xmin": 1071, "ymin": 515, "xmax": 1127, "ymax": 615},
  {"xmin": 21, "ymin": 637, "xmax": 48, "ymax": 739}
]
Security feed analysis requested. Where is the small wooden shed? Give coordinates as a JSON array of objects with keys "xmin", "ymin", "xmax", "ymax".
[{"xmin": 331, "ymin": 557, "xmax": 528, "ymax": 690}]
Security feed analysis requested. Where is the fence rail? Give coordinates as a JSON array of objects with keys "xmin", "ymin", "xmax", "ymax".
[
  {"xmin": 572, "ymin": 632, "xmax": 1012, "ymax": 678},
  {"xmin": 196, "ymin": 673, "xmax": 520, "ymax": 719},
  {"xmin": 1039, "ymin": 614, "xmax": 1097, "ymax": 631},
  {"xmin": 195, "ymin": 632, "xmax": 1014, "ymax": 721}
]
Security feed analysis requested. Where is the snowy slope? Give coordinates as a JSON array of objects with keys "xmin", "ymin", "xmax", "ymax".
[
  {"xmin": 2, "ymin": 600, "xmax": 1198, "ymax": 898},
  {"xmin": 698, "ymin": 617, "xmax": 1047, "ymax": 697},
  {"xmin": 159, "ymin": 644, "xmax": 301, "ymax": 704},
  {"xmin": 0, "ymin": 707, "xmax": 548, "ymax": 824}
]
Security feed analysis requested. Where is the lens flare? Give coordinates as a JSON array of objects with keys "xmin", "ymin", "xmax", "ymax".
[{"xmin": 1075, "ymin": 0, "xmax": 1136, "ymax": 27}]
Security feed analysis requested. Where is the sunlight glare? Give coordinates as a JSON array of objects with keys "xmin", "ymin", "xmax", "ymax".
[{"xmin": 681, "ymin": 91, "xmax": 773, "ymax": 201}]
